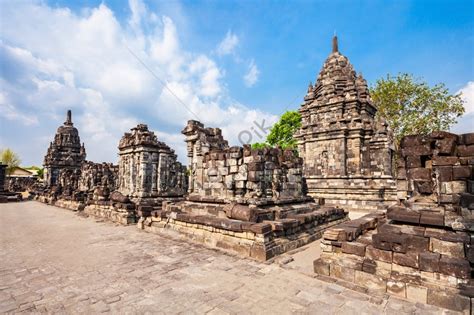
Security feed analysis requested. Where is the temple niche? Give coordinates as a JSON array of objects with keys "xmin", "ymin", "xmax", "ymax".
[
  {"xmin": 43, "ymin": 110, "xmax": 86, "ymax": 188},
  {"xmin": 295, "ymin": 36, "xmax": 396, "ymax": 212},
  {"xmin": 117, "ymin": 124, "xmax": 187, "ymax": 204}
]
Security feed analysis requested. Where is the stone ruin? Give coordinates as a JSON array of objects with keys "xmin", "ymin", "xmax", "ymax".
[
  {"xmin": 138, "ymin": 120, "xmax": 348, "ymax": 260},
  {"xmin": 0, "ymin": 164, "xmax": 22, "ymax": 202},
  {"xmin": 35, "ymin": 110, "xmax": 118, "ymax": 210},
  {"xmin": 117, "ymin": 124, "xmax": 187, "ymax": 203},
  {"xmin": 83, "ymin": 124, "xmax": 186, "ymax": 224},
  {"xmin": 43, "ymin": 110, "xmax": 86, "ymax": 188},
  {"xmin": 295, "ymin": 36, "xmax": 396, "ymax": 212},
  {"xmin": 313, "ymin": 131, "xmax": 473, "ymax": 313}
]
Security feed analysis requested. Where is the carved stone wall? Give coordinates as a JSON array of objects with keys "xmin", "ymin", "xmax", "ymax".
[
  {"xmin": 295, "ymin": 37, "xmax": 396, "ymax": 212},
  {"xmin": 118, "ymin": 124, "xmax": 186, "ymax": 202},
  {"xmin": 43, "ymin": 110, "xmax": 86, "ymax": 187}
]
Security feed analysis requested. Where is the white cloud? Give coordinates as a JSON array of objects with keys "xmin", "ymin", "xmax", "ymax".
[
  {"xmin": 450, "ymin": 81, "xmax": 474, "ymax": 135},
  {"xmin": 458, "ymin": 81, "xmax": 474, "ymax": 115},
  {"xmin": 216, "ymin": 31, "xmax": 239, "ymax": 56},
  {"xmin": 0, "ymin": 0, "xmax": 276, "ymax": 165},
  {"xmin": 243, "ymin": 59, "xmax": 260, "ymax": 87}
]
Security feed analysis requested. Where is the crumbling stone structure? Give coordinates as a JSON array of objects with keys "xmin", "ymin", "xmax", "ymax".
[
  {"xmin": 313, "ymin": 132, "xmax": 473, "ymax": 313},
  {"xmin": 139, "ymin": 120, "xmax": 348, "ymax": 261},
  {"xmin": 43, "ymin": 110, "xmax": 86, "ymax": 187},
  {"xmin": 84, "ymin": 124, "xmax": 186, "ymax": 224},
  {"xmin": 49, "ymin": 161, "xmax": 118, "ymax": 211},
  {"xmin": 295, "ymin": 36, "xmax": 396, "ymax": 212}
]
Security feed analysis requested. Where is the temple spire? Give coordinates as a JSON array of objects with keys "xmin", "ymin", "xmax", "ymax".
[
  {"xmin": 66, "ymin": 110, "xmax": 72, "ymax": 125},
  {"xmin": 332, "ymin": 35, "xmax": 338, "ymax": 53}
]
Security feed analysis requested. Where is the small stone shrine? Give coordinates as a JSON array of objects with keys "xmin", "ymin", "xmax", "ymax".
[
  {"xmin": 295, "ymin": 36, "xmax": 396, "ymax": 212},
  {"xmin": 117, "ymin": 124, "xmax": 187, "ymax": 203},
  {"xmin": 43, "ymin": 110, "xmax": 86, "ymax": 187},
  {"xmin": 313, "ymin": 132, "xmax": 473, "ymax": 313},
  {"xmin": 139, "ymin": 120, "xmax": 348, "ymax": 261},
  {"xmin": 84, "ymin": 124, "xmax": 186, "ymax": 224}
]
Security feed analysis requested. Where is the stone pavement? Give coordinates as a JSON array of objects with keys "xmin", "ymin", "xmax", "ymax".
[{"xmin": 0, "ymin": 202, "xmax": 459, "ymax": 314}]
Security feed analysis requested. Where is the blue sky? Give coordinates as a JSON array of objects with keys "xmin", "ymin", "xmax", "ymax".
[{"xmin": 0, "ymin": 0, "xmax": 473, "ymax": 166}]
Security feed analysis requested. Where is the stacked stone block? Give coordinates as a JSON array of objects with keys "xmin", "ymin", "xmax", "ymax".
[{"xmin": 314, "ymin": 132, "xmax": 473, "ymax": 313}]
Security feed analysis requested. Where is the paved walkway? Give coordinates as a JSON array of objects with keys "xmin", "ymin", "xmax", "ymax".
[{"xmin": 0, "ymin": 201, "xmax": 456, "ymax": 314}]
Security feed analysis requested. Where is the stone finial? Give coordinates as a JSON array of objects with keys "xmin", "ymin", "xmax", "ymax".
[
  {"xmin": 332, "ymin": 35, "xmax": 338, "ymax": 53},
  {"xmin": 65, "ymin": 110, "xmax": 72, "ymax": 125},
  {"xmin": 307, "ymin": 82, "xmax": 313, "ymax": 93}
]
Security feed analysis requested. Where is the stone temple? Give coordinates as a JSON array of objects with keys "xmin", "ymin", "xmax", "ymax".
[
  {"xmin": 295, "ymin": 36, "xmax": 396, "ymax": 212},
  {"xmin": 139, "ymin": 120, "xmax": 348, "ymax": 260},
  {"xmin": 43, "ymin": 110, "xmax": 86, "ymax": 187},
  {"xmin": 117, "ymin": 124, "xmax": 187, "ymax": 204}
]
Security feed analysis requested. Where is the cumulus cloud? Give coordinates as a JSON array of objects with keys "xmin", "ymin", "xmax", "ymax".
[
  {"xmin": 0, "ymin": 0, "xmax": 276, "ymax": 165},
  {"xmin": 458, "ymin": 81, "xmax": 474, "ymax": 114},
  {"xmin": 244, "ymin": 59, "xmax": 260, "ymax": 87},
  {"xmin": 216, "ymin": 30, "xmax": 239, "ymax": 56},
  {"xmin": 450, "ymin": 81, "xmax": 474, "ymax": 134}
]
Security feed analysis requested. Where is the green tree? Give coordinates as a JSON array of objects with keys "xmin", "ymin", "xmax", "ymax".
[
  {"xmin": 0, "ymin": 148, "xmax": 21, "ymax": 175},
  {"xmin": 252, "ymin": 110, "xmax": 302, "ymax": 150},
  {"xmin": 370, "ymin": 73, "xmax": 465, "ymax": 145}
]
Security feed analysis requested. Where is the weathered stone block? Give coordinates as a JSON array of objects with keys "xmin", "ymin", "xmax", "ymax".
[
  {"xmin": 354, "ymin": 270, "xmax": 386, "ymax": 293},
  {"xmin": 436, "ymin": 166, "xmax": 453, "ymax": 182},
  {"xmin": 331, "ymin": 263, "xmax": 355, "ymax": 282},
  {"xmin": 438, "ymin": 255, "xmax": 470, "ymax": 279},
  {"xmin": 407, "ymin": 168, "xmax": 431, "ymax": 181},
  {"xmin": 433, "ymin": 156, "xmax": 459, "ymax": 166},
  {"xmin": 393, "ymin": 251, "xmax": 419, "ymax": 269},
  {"xmin": 419, "ymin": 252, "xmax": 440, "ymax": 272},
  {"xmin": 427, "ymin": 288, "xmax": 471, "ymax": 313},
  {"xmin": 406, "ymin": 156, "xmax": 421, "ymax": 168},
  {"xmin": 430, "ymin": 238, "xmax": 465, "ymax": 258},
  {"xmin": 341, "ymin": 242, "xmax": 366, "ymax": 256},
  {"xmin": 366, "ymin": 245, "xmax": 392, "ymax": 263},
  {"xmin": 249, "ymin": 223, "xmax": 272, "ymax": 234},
  {"xmin": 457, "ymin": 144, "xmax": 474, "ymax": 157},
  {"xmin": 462, "ymin": 133, "xmax": 474, "ymax": 145},
  {"xmin": 459, "ymin": 193, "xmax": 474, "ymax": 209},
  {"xmin": 406, "ymin": 284, "xmax": 427, "ymax": 304},
  {"xmin": 387, "ymin": 280, "xmax": 406, "ymax": 298},
  {"xmin": 419, "ymin": 212, "xmax": 444, "ymax": 227},
  {"xmin": 361, "ymin": 258, "xmax": 376, "ymax": 274},
  {"xmin": 387, "ymin": 207, "xmax": 420, "ymax": 224},
  {"xmin": 453, "ymin": 166, "xmax": 472, "ymax": 179},
  {"xmin": 373, "ymin": 232, "xmax": 408, "ymax": 253},
  {"xmin": 313, "ymin": 258, "xmax": 330, "ymax": 276},
  {"xmin": 402, "ymin": 144, "xmax": 431, "ymax": 157},
  {"xmin": 451, "ymin": 181, "xmax": 466, "ymax": 193},
  {"xmin": 414, "ymin": 181, "xmax": 433, "ymax": 194}
]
